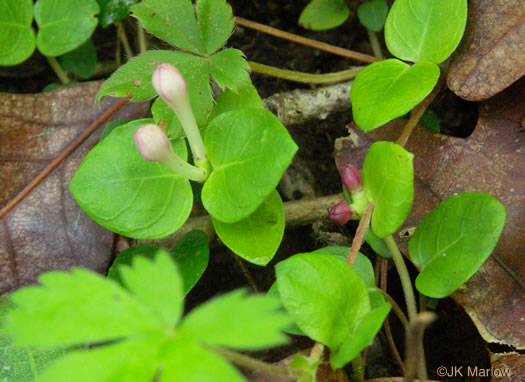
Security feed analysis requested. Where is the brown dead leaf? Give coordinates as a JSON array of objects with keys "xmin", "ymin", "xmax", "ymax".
[
  {"xmin": 0, "ymin": 82, "xmax": 149, "ymax": 294},
  {"xmin": 447, "ymin": 0, "xmax": 525, "ymax": 101},
  {"xmin": 490, "ymin": 352, "xmax": 525, "ymax": 381},
  {"xmin": 334, "ymin": 79, "xmax": 525, "ymax": 349}
]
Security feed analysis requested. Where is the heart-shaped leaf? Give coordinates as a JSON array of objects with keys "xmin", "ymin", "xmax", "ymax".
[
  {"xmin": 0, "ymin": 0, "xmax": 36, "ymax": 66},
  {"xmin": 34, "ymin": 0, "xmax": 100, "ymax": 57},
  {"xmin": 409, "ymin": 192, "xmax": 506, "ymax": 298},
  {"xmin": 385, "ymin": 0, "xmax": 467, "ymax": 64},
  {"xmin": 350, "ymin": 59, "xmax": 440, "ymax": 132},
  {"xmin": 299, "ymin": 0, "xmax": 349, "ymax": 31},
  {"xmin": 202, "ymin": 108, "xmax": 298, "ymax": 223},
  {"xmin": 69, "ymin": 119, "xmax": 193, "ymax": 240},
  {"xmin": 212, "ymin": 190, "xmax": 285, "ymax": 266},
  {"xmin": 362, "ymin": 141, "xmax": 414, "ymax": 238}
]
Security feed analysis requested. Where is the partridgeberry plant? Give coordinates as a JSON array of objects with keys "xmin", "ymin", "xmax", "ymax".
[{"xmin": 69, "ymin": 0, "xmax": 298, "ymax": 265}]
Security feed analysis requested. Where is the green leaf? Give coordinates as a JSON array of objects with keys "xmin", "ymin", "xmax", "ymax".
[
  {"xmin": 59, "ymin": 39, "xmax": 97, "ymax": 79},
  {"xmin": 362, "ymin": 141, "xmax": 414, "ymax": 238},
  {"xmin": 120, "ymin": 250, "xmax": 184, "ymax": 325},
  {"xmin": 209, "ymin": 48, "xmax": 251, "ymax": 92},
  {"xmin": 357, "ymin": 0, "xmax": 388, "ymax": 32},
  {"xmin": 0, "ymin": 298, "xmax": 67, "ymax": 382},
  {"xmin": 159, "ymin": 338, "xmax": 245, "ymax": 382},
  {"xmin": 208, "ymin": 82, "xmax": 264, "ymax": 124},
  {"xmin": 330, "ymin": 303, "xmax": 391, "ymax": 368},
  {"xmin": 365, "ymin": 229, "xmax": 391, "ymax": 258},
  {"xmin": 212, "ymin": 190, "xmax": 285, "ymax": 266},
  {"xmin": 69, "ymin": 119, "xmax": 193, "ymax": 239},
  {"xmin": 97, "ymin": 0, "xmax": 138, "ymax": 28},
  {"xmin": 419, "ymin": 109, "xmax": 440, "ymax": 133},
  {"xmin": 170, "ymin": 230, "xmax": 210, "ymax": 294},
  {"xmin": 100, "ymin": 118, "xmax": 133, "ymax": 141},
  {"xmin": 351, "ymin": 59, "xmax": 440, "ymax": 132},
  {"xmin": 37, "ymin": 338, "xmax": 159, "ymax": 382},
  {"xmin": 108, "ymin": 231, "xmax": 209, "ymax": 294},
  {"xmin": 275, "ymin": 253, "xmax": 370, "ymax": 350},
  {"xmin": 151, "ymin": 98, "xmax": 185, "ymax": 139},
  {"xmin": 299, "ymin": 0, "xmax": 349, "ymax": 31},
  {"xmin": 132, "ymin": 0, "xmax": 204, "ymax": 54},
  {"xmin": 34, "ymin": 0, "xmax": 100, "ymax": 57},
  {"xmin": 4, "ymin": 269, "xmax": 160, "ymax": 347},
  {"xmin": 385, "ymin": 0, "xmax": 468, "ymax": 64},
  {"xmin": 409, "ymin": 193, "xmax": 506, "ymax": 298},
  {"xmin": 202, "ymin": 108, "xmax": 298, "ymax": 223},
  {"xmin": 196, "ymin": 0, "xmax": 234, "ymax": 54},
  {"xmin": 0, "ymin": 0, "xmax": 36, "ymax": 66},
  {"xmin": 181, "ymin": 289, "xmax": 290, "ymax": 350},
  {"xmin": 289, "ymin": 355, "xmax": 319, "ymax": 382}
]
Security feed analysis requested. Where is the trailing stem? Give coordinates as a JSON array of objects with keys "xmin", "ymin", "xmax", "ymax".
[{"xmin": 249, "ymin": 62, "xmax": 363, "ymax": 84}]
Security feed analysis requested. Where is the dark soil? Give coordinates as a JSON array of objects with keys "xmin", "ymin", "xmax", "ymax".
[{"xmin": 0, "ymin": 0, "xmax": 488, "ymax": 380}]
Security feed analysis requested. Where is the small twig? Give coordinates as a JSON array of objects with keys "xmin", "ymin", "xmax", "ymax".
[
  {"xmin": 116, "ymin": 21, "xmax": 134, "ymax": 58},
  {"xmin": 0, "ymin": 98, "xmax": 129, "ymax": 219},
  {"xmin": 369, "ymin": 288, "xmax": 409, "ymax": 328},
  {"xmin": 44, "ymin": 56, "xmax": 70, "ymax": 85},
  {"xmin": 309, "ymin": 341, "xmax": 324, "ymax": 362},
  {"xmin": 232, "ymin": 255, "xmax": 260, "ymax": 293},
  {"xmin": 249, "ymin": 61, "xmax": 363, "ymax": 84},
  {"xmin": 137, "ymin": 23, "xmax": 148, "ymax": 53},
  {"xmin": 347, "ymin": 202, "xmax": 374, "ymax": 266},
  {"xmin": 213, "ymin": 347, "xmax": 300, "ymax": 379},
  {"xmin": 367, "ymin": 30, "xmax": 384, "ymax": 60},
  {"xmin": 405, "ymin": 312, "xmax": 437, "ymax": 382},
  {"xmin": 383, "ymin": 236, "xmax": 417, "ymax": 321},
  {"xmin": 396, "ymin": 76, "xmax": 445, "ymax": 147},
  {"xmin": 352, "ymin": 353, "xmax": 365, "ymax": 382},
  {"xmin": 235, "ymin": 17, "xmax": 379, "ymax": 64}
]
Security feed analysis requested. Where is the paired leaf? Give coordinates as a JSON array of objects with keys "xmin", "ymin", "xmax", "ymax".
[
  {"xmin": 132, "ymin": 0, "xmax": 204, "ymax": 54},
  {"xmin": 181, "ymin": 289, "xmax": 290, "ymax": 350},
  {"xmin": 203, "ymin": 109, "xmax": 298, "ymax": 223},
  {"xmin": 357, "ymin": 0, "xmax": 388, "ymax": 32},
  {"xmin": 409, "ymin": 193, "xmax": 506, "ymax": 298},
  {"xmin": 362, "ymin": 141, "xmax": 414, "ymax": 238},
  {"xmin": 275, "ymin": 253, "xmax": 370, "ymax": 350},
  {"xmin": 0, "ymin": 0, "xmax": 36, "ymax": 66},
  {"xmin": 299, "ymin": 0, "xmax": 349, "ymax": 31},
  {"xmin": 59, "ymin": 39, "xmax": 97, "ymax": 79},
  {"xmin": 212, "ymin": 190, "xmax": 285, "ymax": 266},
  {"xmin": 385, "ymin": 0, "xmax": 468, "ymax": 64},
  {"xmin": 34, "ymin": 0, "xmax": 100, "ymax": 57},
  {"xmin": 209, "ymin": 48, "xmax": 251, "ymax": 92},
  {"xmin": 97, "ymin": 0, "xmax": 138, "ymax": 28},
  {"xmin": 69, "ymin": 119, "xmax": 193, "ymax": 239},
  {"xmin": 351, "ymin": 59, "xmax": 440, "ymax": 132}
]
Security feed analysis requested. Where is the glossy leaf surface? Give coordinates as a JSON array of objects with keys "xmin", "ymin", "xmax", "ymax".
[
  {"xmin": 385, "ymin": 0, "xmax": 467, "ymax": 63},
  {"xmin": 299, "ymin": 0, "xmax": 349, "ymax": 31},
  {"xmin": 202, "ymin": 109, "xmax": 298, "ymax": 223},
  {"xmin": 409, "ymin": 193, "xmax": 506, "ymax": 298},
  {"xmin": 69, "ymin": 119, "xmax": 193, "ymax": 239},
  {"xmin": 34, "ymin": 0, "xmax": 100, "ymax": 57},
  {"xmin": 351, "ymin": 59, "xmax": 440, "ymax": 132},
  {"xmin": 97, "ymin": 0, "xmax": 137, "ymax": 28},
  {"xmin": 213, "ymin": 190, "xmax": 284, "ymax": 265},
  {"xmin": 0, "ymin": 0, "xmax": 36, "ymax": 66},
  {"xmin": 362, "ymin": 141, "xmax": 414, "ymax": 238}
]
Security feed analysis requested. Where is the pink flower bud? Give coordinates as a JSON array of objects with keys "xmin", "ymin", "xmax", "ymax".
[
  {"xmin": 152, "ymin": 63, "xmax": 189, "ymax": 111},
  {"xmin": 341, "ymin": 164, "xmax": 362, "ymax": 192},
  {"xmin": 134, "ymin": 123, "xmax": 171, "ymax": 162},
  {"xmin": 329, "ymin": 202, "xmax": 353, "ymax": 225}
]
